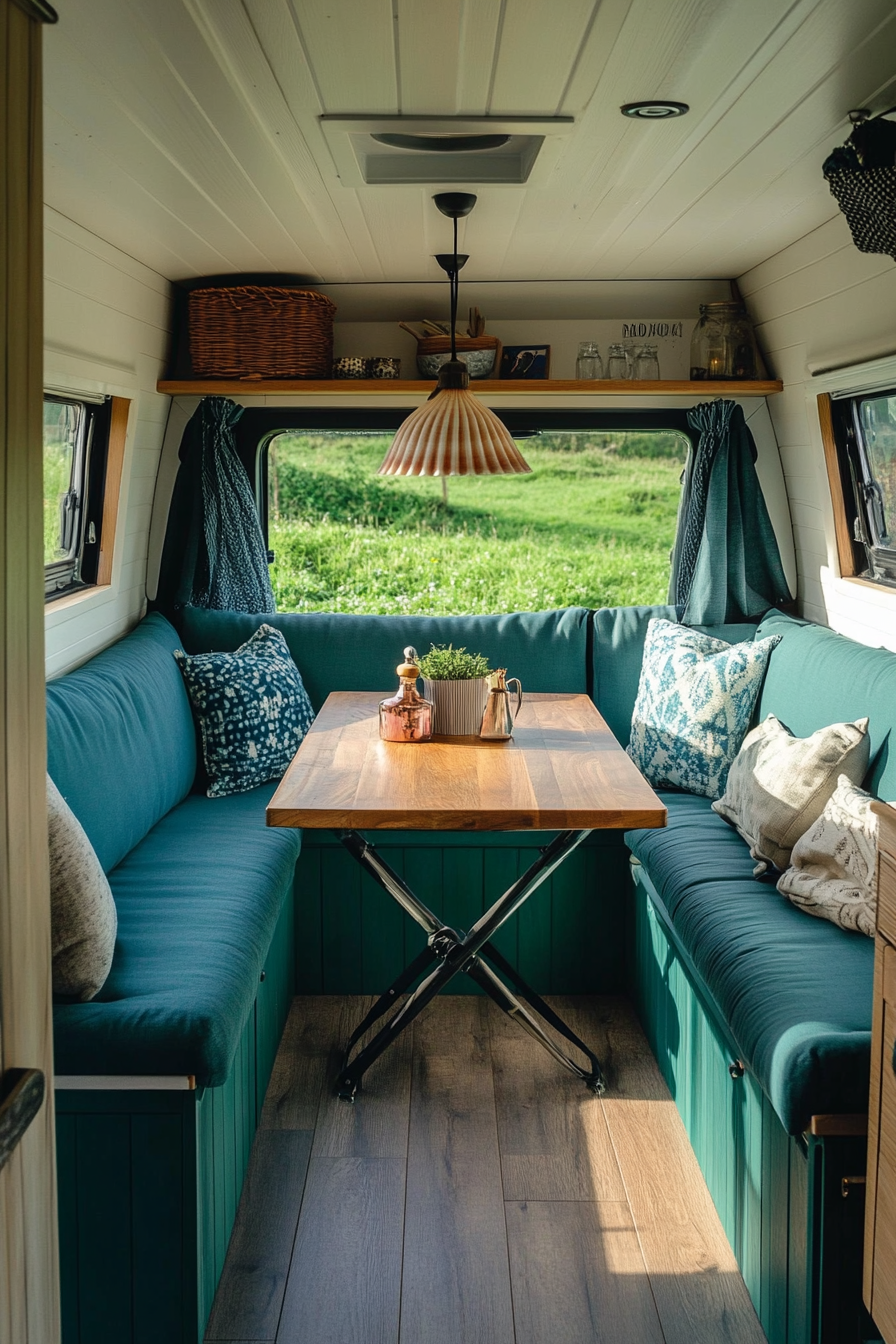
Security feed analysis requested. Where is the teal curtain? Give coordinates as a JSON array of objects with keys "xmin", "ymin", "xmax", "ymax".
[
  {"xmin": 670, "ymin": 400, "xmax": 791, "ymax": 624},
  {"xmin": 156, "ymin": 397, "xmax": 275, "ymax": 615}
]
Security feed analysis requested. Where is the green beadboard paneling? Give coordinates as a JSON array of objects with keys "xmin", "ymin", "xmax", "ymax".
[
  {"xmin": 56, "ymin": 1116, "xmax": 80, "ymax": 1342},
  {"xmin": 360, "ymin": 851, "xmax": 409, "ymax": 991},
  {"xmin": 760, "ymin": 1092, "xmax": 792, "ymax": 1342},
  {"xmin": 132, "ymin": 1114, "xmax": 184, "ymax": 1344},
  {"xmin": 517, "ymin": 850, "xmax": 552, "ymax": 988},
  {"xmin": 297, "ymin": 834, "xmax": 630, "ymax": 996},
  {"xmin": 321, "ymin": 847, "xmax": 363, "ymax": 992},
  {"xmin": 483, "ymin": 847, "xmax": 520, "ymax": 980},
  {"xmin": 295, "ymin": 847, "xmax": 323, "ymax": 992},
  {"xmin": 76, "ymin": 1114, "xmax": 133, "ymax": 1342}
]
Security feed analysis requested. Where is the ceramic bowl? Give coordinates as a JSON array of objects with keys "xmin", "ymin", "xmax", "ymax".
[{"xmin": 417, "ymin": 348, "xmax": 497, "ymax": 380}]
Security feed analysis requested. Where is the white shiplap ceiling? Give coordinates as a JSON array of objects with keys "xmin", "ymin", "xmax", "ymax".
[{"xmin": 43, "ymin": 0, "xmax": 896, "ymax": 287}]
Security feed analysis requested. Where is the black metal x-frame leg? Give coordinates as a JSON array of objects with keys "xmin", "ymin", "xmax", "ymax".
[{"xmin": 334, "ymin": 828, "xmax": 606, "ymax": 1102}]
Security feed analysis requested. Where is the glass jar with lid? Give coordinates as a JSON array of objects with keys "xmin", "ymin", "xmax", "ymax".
[
  {"xmin": 689, "ymin": 302, "xmax": 761, "ymax": 380},
  {"xmin": 576, "ymin": 342, "xmax": 603, "ymax": 380}
]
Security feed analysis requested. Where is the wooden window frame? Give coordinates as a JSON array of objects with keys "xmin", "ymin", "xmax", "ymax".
[
  {"xmin": 96, "ymin": 395, "xmax": 129, "ymax": 586},
  {"xmin": 819, "ymin": 389, "xmax": 896, "ymax": 589}
]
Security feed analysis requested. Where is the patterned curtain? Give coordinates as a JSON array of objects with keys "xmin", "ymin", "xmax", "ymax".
[
  {"xmin": 669, "ymin": 400, "xmax": 791, "ymax": 624},
  {"xmin": 158, "ymin": 396, "xmax": 275, "ymax": 614}
]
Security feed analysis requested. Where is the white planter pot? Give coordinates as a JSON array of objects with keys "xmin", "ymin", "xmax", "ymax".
[{"xmin": 422, "ymin": 677, "xmax": 489, "ymax": 736}]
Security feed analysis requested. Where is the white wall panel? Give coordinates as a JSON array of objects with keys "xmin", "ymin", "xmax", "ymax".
[
  {"xmin": 44, "ymin": 207, "xmax": 172, "ymax": 676},
  {"xmin": 740, "ymin": 216, "xmax": 896, "ymax": 650}
]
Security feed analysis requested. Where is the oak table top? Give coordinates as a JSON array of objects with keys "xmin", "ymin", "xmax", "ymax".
[{"xmin": 266, "ymin": 691, "xmax": 667, "ymax": 833}]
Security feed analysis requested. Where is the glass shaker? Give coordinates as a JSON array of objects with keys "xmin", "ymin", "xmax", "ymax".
[
  {"xmin": 607, "ymin": 343, "xmax": 631, "ymax": 379},
  {"xmin": 379, "ymin": 646, "xmax": 433, "ymax": 742},
  {"xmin": 633, "ymin": 344, "xmax": 660, "ymax": 380},
  {"xmin": 575, "ymin": 341, "xmax": 603, "ymax": 380}
]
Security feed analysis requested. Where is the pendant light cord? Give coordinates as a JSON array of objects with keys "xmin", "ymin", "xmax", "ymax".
[{"xmin": 450, "ymin": 216, "xmax": 459, "ymax": 363}]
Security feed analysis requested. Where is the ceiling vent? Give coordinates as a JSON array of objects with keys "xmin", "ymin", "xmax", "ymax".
[{"xmin": 320, "ymin": 116, "xmax": 573, "ymax": 186}]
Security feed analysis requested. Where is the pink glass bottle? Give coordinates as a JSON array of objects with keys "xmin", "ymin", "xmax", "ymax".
[{"xmin": 379, "ymin": 646, "xmax": 433, "ymax": 743}]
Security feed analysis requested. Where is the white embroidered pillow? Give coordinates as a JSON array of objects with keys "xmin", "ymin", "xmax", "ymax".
[
  {"xmin": 712, "ymin": 714, "xmax": 870, "ymax": 874},
  {"xmin": 626, "ymin": 618, "xmax": 780, "ymax": 801},
  {"xmin": 777, "ymin": 776, "xmax": 881, "ymax": 937}
]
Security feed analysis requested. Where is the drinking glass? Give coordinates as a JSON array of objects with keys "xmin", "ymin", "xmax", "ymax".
[
  {"xmin": 633, "ymin": 344, "xmax": 660, "ymax": 380},
  {"xmin": 606, "ymin": 343, "xmax": 630, "ymax": 379},
  {"xmin": 576, "ymin": 341, "xmax": 603, "ymax": 380}
]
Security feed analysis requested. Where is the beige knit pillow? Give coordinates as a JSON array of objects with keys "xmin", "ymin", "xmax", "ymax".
[
  {"xmin": 712, "ymin": 714, "xmax": 869, "ymax": 874},
  {"xmin": 777, "ymin": 776, "xmax": 880, "ymax": 937},
  {"xmin": 48, "ymin": 775, "xmax": 117, "ymax": 1000}
]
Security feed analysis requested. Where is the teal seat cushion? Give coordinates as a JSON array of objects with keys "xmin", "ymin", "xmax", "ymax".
[
  {"xmin": 46, "ymin": 613, "xmax": 197, "ymax": 873},
  {"xmin": 176, "ymin": 607, "xmax": 591, "ymax": 711},
  {"xmin": 592, "ymin": 604, "xmax": 760, "ymax": 747},
  {"xmin": 756, "ymin": 609, "xmax": 896, "ymax": 801},
  {"xmin": 53, "ymin": 784, "xmax": 301, "ymax": 1084},
  {"xmin": 627, "ymin": 792, "xmax": 874, "ymax": 1133}
]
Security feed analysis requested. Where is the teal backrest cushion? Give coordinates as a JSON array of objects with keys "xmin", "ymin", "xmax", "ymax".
[
  {"xmin": 755, "ymin": 609, "xmax": 896, "ymax": 801},
  {"xmin": 177, "ymin": 607, "xmax": 592, "ymax": 710},
  {"xmin": 46, "ymin": 613, "xmax": 197, "ymax": 873},
  {"xmin": 592, "ymin": 605, "xmax": 760, "ymax": 747}
]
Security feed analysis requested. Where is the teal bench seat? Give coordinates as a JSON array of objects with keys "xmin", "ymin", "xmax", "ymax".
[
  {"xmin": 53, "ymin": 785, "xmax": 300, "ymax": 1083},
  {"xmin": 626, "ymin": 790, "xmax": 874, "ymax": 1134},
  {"xmin": 602, "ymin": 604, "xmax": 894, "ymax": 1344},
  {"xmin": 48, "ymin": 613, "xmax": 301, "ymax": 1343}
]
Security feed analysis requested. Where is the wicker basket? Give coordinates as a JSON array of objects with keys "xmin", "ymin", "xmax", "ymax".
[{"xmin": 188, "ymin": 285, "xmax": 336, "ymax": 378}]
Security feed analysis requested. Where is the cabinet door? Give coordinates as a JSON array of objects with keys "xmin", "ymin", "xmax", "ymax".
[{"xmin": 868, "ymin": 941, "xmax": 896, "ymax": 1342}]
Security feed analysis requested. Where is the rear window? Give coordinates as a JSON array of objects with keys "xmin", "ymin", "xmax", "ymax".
[{"xmin": 264, "ymin": 429, "xmax": 689, "ymax": 615}]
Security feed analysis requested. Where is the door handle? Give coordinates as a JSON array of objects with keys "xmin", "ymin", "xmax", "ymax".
[{"xmin": 0, "ymin": 1069, "xmax": 45, "ymax": 1173}]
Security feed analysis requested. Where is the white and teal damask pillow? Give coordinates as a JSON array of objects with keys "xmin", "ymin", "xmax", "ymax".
[
  {"xmin": 626, "ymin": 619, "xmax": 780, "ymax": 800},
  {"xmin": 174, "ymin": 625, "xmax": 314, "ymax": 798}
]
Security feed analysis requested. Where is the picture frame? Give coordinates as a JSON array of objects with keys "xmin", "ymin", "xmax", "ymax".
[{"xmin": 499, "ymin": 344, "xmax": 551, "ymax": 379}]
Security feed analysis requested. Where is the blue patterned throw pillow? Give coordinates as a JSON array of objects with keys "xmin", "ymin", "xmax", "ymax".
[
  {"xmin": 627, "ymin": 618, "xmax": 780, "ymax": 800},
  {"xmin": 174, "ymin": 625, "xmax": 314, "ymax": 798}
]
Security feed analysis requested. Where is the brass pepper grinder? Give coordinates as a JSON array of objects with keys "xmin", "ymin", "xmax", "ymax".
[
  {"xmin": 379, "ymin": 646, "xmax": 433, "ymax": 743},
  {"xmin": 479, "ymin": 669, "xmax": 523, "ymax": 740}
]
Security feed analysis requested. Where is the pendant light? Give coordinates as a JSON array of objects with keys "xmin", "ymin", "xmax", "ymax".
[{"xmin": 378, "ymin": 193, "xmax": 531, "ymax": 482}]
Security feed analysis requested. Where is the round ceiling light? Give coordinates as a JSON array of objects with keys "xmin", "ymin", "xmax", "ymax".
[
  {"xmin": 620, "ymin": 101, "xmax": 689, "ymax": 119},
  {"xmin": 371, "ymin": 132, "xmax": 512, "ymax": 153}
]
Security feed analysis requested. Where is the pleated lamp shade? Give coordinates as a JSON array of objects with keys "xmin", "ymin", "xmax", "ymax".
[{"xmin": 378, "ymin": 376, "xmax": 531, "ymax": 479}]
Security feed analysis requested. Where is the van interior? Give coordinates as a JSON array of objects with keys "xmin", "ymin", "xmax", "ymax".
[{"xmin": 3, "ymin": 1, "xmax": 896, "ymax": 1341}]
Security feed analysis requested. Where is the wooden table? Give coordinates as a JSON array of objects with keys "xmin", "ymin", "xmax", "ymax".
[{"xmin": 268, "ymin": 691, "xmax": 665, "ymax": 1100}]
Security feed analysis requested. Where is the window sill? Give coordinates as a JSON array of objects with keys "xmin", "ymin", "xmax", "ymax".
[{"xmin": 45, "ymin": 584, "xmax": 113, "ymax": 624}]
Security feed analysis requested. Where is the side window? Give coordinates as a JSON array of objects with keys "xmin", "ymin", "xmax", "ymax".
[
  {"xmin": 43, "ymin": 393, "xmax": 113, "ymax": 600},
  {"xmin": 825, "ymin": 389, "xmax": 896, "ymax": 587}
]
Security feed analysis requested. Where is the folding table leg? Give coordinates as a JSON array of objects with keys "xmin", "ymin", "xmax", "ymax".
[
  {"xmin": 465, "ymin": 955, "xmax": 605, "ymax": 1093},
  {"xmin": 334, "ymin": 827, "xmax": 605, "ymax": 1101}
]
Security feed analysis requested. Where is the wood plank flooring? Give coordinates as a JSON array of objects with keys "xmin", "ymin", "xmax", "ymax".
[{"xmin": 205, "ymin": 995, "xmax": 768, "ymax": 1344}]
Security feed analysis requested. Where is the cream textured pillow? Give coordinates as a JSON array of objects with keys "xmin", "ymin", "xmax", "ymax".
[
  {"xmin": 711, "ymin": 714, "xmax": 869, "ymax": 873},
  {"xmin": 777, "ymin": 776, "xmax": 880, "ymax": 937},
  {"xmin": 48, "ymin": 775, "xmax": 117, "ymax": 1000}
]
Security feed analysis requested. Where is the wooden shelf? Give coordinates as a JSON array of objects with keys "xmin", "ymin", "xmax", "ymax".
[{"xmin": 157, "ymin": 377, "xmax": 783, "ymax": 397}]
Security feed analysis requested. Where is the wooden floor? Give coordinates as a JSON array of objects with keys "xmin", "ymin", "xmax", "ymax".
[{"xmin": 205, "ymin": 995, "xmax": 768, "ymax": 1344}]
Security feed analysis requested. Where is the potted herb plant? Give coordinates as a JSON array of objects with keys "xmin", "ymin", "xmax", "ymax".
[{"xmin": 417, "ymin": 643, "xmax": 493, "ymax": 736}]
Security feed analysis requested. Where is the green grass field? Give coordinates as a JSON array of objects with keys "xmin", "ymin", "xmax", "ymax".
[{"xmin": 268, "ymin": 432, "xmax": 688, "ymax": 615}]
